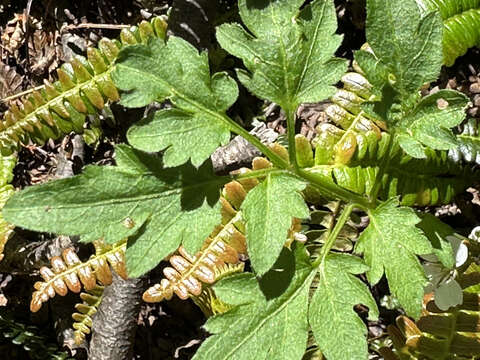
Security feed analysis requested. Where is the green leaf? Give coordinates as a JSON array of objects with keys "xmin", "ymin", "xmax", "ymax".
[
  {"xmin": 310, "ymin": 254, "xmax": 379, "ymax": 360},
  {"xmin": 127, "ymin": 108, "xmax": 231, "ymax": 167},
  {"xmin": 366, "ymin": 0, "xmax": 443, "ymax": 98},
  {"xmin": 417, "ymin": 213, "xmax": 455, "ymax": 268},
  {"xmin": 241, "ymin": 173, "xmax": 309, "ymax": 275},
  {"xmin": 355, "ymin": 198, "xmax": 432, "ymax": 318},
  {"xmin": 398, "ymin": 90, "xmax": 469, "ymax": 158},
  {"xmin": 193, "ymin": 247, "xmax": 315, "ymax": 360},
  {"xmin": 216, "ymin": 0, "xmax": 346, "ymax": 110},
  {"xmin": 3, "ymin": 145, "xmax": 226, "ymax": 277},
  {"xmin": 112, "ymin": 37, "xmax": 238, "ymax": 167}
]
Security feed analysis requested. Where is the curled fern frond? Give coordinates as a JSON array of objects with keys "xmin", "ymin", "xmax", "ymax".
[
  {"xmin": 0, "ymin": 17, "xmax": 167, "ymax": 156},
  {"xmin": 0, "ymin": 154, "xmax": 16, "ymax": 262},
  {"xmin": 72, "ymin": 285, "xmax": 104, "ymax": 345},
  {"xmin": 30, "ymin": 240, "xmax": 126, "ymax": 312},
  {"xmin": 417, "ymin": 0, "xmax": 480, "ymax": 66},
  {"xmin": 450, "ymin": 118, "xmax": 480, "ymax": 165}
]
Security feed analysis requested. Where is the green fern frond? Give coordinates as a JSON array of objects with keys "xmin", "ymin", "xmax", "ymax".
[
  {"xmin": 0, "ymin": 17, "xmax": 167, "ymax": 156},
  {"xmin": 0, "ymin": 313, "xmax": 74, "ymax": 359},
  {"xmin": 72, "ymin": 285, "xmax": 104, "ymax": 345},
  {"xmin": 30, "ymin": 240, "xmax": 126, "ymax": 312},
  {"xmin": 416, "ymin": 0, "xmax": 480, "ymax": 66},
  {"xmin": 0, "ymin": 154, "xmax": 16, "ymax": 262},
  {"xmin": 449, "ymin": 118, "xmax": 480, "ymax": 165}
]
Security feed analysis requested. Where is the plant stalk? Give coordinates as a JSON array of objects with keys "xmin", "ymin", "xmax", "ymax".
[
  {"xmin": 313, "ymin": 203, "xmax": 355, "ymax": 267},
  {"xmin": 286, "ymin": 108, "xmax": 299, "ymax": 170}
]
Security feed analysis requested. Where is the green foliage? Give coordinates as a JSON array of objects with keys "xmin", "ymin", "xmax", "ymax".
[
  {"xmin": 3, "ymin": 145, "xmax": 226, "ymax": 277},
  {"xmin": 114, "ymin": 37, "xmax": 237, "ymax": 167},
  {"xmin": 417, "ymin": 0, "xmax": 480, "ymax": 66},
  {"xmin": 241, "ymin": 173, "xmax": 309, "ymax": 275},
  {"xmin": 216, "ymin": 0, "xmax": 347, "ymax": 111},
  {"xmin": 0, "ymin": 155, "xmax": 16, "ymax": 262},
  {"xmin": 356, "ymin": 198, "xmax": 432, "ymax": 318},
  {"xmin": 310, "ymin": 253, "xmax": 378, "ymax": 360},
  {"xmin": 2, "ymin": 0, "xmax": 479, "ymax": 358},
  {"xmin": 0, "ymin": 313, "xmax": 74, "ymax": 360}
]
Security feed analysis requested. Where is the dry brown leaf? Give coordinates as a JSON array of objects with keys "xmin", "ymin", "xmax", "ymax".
[{"xmin": 0, "ymin": 62, "xmax": 24, "ymax": 101}]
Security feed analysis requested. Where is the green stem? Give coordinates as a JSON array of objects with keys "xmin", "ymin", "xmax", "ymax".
[
  {"xmin": 313, "ymin": 203, "xmax": 355, "ymax": 267},
  {"xmin": 230, "ymin": 167, "xmax": 286, "ymax": 181},
  {"xmin": 286, "ymin": 108, "xmax": 298, "ymax": 170}
]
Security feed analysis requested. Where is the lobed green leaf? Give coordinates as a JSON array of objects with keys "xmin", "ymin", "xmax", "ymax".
[
  {"xmin": 355, "ymin": 198, "xmax": 432, "ymax": 318},
  {"xmin": 112, "ymin": 37, "xmax": 238, "ymax": 167},
  {"xmin": 3, "ymin": 145, "xmax": 226, "ymax": 277},
  {"xmin": 310, "ymin": 254, "xmax": 379, "ymax": 360},
  {"xmin": 241, "ymin": 173, "xmax": 309, "ymax": 275},
  {"xmin": 217, "ymin": 0, "xmax": 347, "ymax": 111}
]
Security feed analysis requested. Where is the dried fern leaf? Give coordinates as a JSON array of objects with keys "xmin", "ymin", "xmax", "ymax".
[
  {"xmin": 72, "ymin": 285, "xmax": 104, "ymax": 345},
  {"xmin": 30, "ymin": 240, "xmax": 126, "ymax": 312},
  {"xmin": 0, "ymin": 16, "xmax": 167, "ymax": 156},
  {"xmin": 142, "ymin": 211, "xmax": 245, "ymax": 303}
]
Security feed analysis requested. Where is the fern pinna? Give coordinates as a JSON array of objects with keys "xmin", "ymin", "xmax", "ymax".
[
  {"xmin": 30, "ymin": 240, "xmax": 126, "ymax": 312},
  {"xmin": 416, "ymin": 0, "xmax": 480, "ymax": 66}
]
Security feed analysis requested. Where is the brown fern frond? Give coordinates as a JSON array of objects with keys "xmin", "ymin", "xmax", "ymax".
[
  {"xmin": 142, "ymin": 211, "xmax": 245, "ymax": 303},
  {"xmin": 0, "ymin": 17, "xmax": 167, "ymax": 156},
  {"xmin": 30, "ymin": 240, "xmax": 126, "ymax": 312},
  {"xmin": 72, "ymin": 285, "xmax": 104, "ymax": 345}
]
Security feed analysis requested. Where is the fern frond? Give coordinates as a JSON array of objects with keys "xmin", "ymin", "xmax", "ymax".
[
  {"xmin": 0, "ymin": 154, "xmax": 16, "ymax": 262},
  {"xmin": 386, "ymin": 293, "xmax": 480, "ymax": 359},
  {"xmin": 30, "ymin": 240, "xmax": 126, "ymax": 312},
  {"xmin": 72, "ymin": 285, "xmax": 104, "ymax": 345},
  {"xmin": 320, "ymin": 69, "xmax": 385, "ymax": 166},
  {"xmin": 0, "ymin": 17, "xmax": 167, "ymax": 156},
  {"xmin": 142, "ymin": 211, "xmax": 246, "ymax": 303},
  {"xmin": 0, "ymin": 313, "xmax": 74, "ymax": 360},
  {"xmin": 449, "ymin": 118, "xmax": 480, "ymax": 165},
  {"xmin": 382, "ymin": 242, "xmax": 480, "ymax": 359},
  {"xmin": 417, "ymin": 0, "xmax": 480, "ymax": 66}
]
